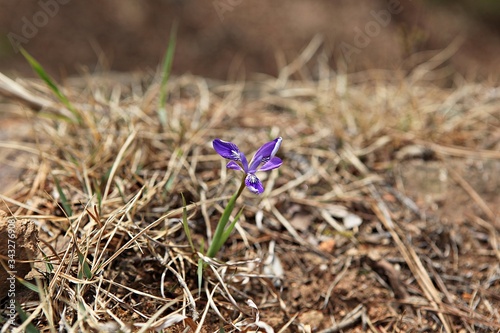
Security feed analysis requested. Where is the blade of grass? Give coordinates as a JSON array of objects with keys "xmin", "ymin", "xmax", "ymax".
[
  {"xmin": 91, "ymin": 178, "xmax": 103, "ymax": 212},
  {"xmin": 164, "ymin": 175, "xmax": 175, "ymax": 192},
  {"xmin": 53, "ymin": 175, "xmax": 72, "ymax": 217},
  {"xmin": 77, "ymin": 251, "xmax": 93, "ymax": 280},
  {"xmin": 197, "ymin": 239, "xmax": 205, "ymax": 293},
  {"xmin": 181, "ymin": 193, "xmax": 196, "ymax": 253},
  {"xmin": 19, "ymin": 48, "xmax": 82, "ymax": 125},
  {"xmin": 16, "ymin": 277, "xmax": 40, "ymax": 293},
  {"xmin": 37, "ymin": 111, "xmax": 76, "ymax": 123},
  {"xmin": 15, "ymin": 303, "xmax": 39, "ymax": 333},
  {"xmin": 158, "ymin": 22, "xmax": 178, "ymax": 128},
  {"xmin": 197, "ymin": 258, "xmax": 204, "ymax": 294},
  {"xmin": 39, "ymin": 249, "xmax": 54, "ymax": 273}
]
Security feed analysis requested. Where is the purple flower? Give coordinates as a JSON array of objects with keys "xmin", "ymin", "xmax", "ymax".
[{"xmin": 213, "ymin": 137, "xmax": 283, "ymax": 194}]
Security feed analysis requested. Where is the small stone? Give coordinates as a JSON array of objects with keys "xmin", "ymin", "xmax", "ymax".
[{"xmin": 298, "ymin": 310, "xmax": 324, "ymax": 331}]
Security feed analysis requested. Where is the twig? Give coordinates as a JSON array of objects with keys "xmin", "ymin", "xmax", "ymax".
[
  {"xmin": 322, "ymin": 256, "xmax": 352, "ymax": 309},
  {"xmin": 366, "ymin": 252, "xmax": 410, "ymax": 301},
  {"xmin": 317, "ymin": 304, "xmax": 364, "ymax": 333}
]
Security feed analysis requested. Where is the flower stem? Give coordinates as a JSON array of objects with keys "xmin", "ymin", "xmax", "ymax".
[
  {"xmin": 206, "ymin": 175, "xmax": 246, "ymax": 258},
  {"xmin": 235, "ymin": 174, "xmax": 246, "ymax": 198}
]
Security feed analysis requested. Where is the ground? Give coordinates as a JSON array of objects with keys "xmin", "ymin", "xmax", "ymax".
[
  {"xmin": 0, "ymin": 62, "xmax": 499, "ymax": 332},
  {"xmin": 0, "ymin": 1, "xmax": 500, "ymax": 332},
  {"xmin": 2, "ymin": 1, "xmax": 500, "ymax": 80}
]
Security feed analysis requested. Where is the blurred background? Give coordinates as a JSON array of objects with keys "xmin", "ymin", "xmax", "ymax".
[{"xmin": 1, "ymin": 0, "xmax": 500, "ymax": 81}]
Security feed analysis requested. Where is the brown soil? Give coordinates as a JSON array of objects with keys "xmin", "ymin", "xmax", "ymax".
[{"xmin": 1, "ymin": 1, "xmax": 500, "ymax": 80}]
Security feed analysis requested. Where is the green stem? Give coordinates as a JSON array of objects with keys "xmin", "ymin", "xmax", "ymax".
[
  {"xmin": 235, "ymin": 175, "xmax": 246, "ymax": 198},
  {"xmin": 206, "ymin": 176, "xmax": 246, "ymax": 258}
]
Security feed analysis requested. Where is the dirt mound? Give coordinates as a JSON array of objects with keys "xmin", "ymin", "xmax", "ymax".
[{"xmin": 0, "ymin": 210, "xmax": 39, "ymax": 297}]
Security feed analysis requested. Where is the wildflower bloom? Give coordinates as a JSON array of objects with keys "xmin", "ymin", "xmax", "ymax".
[{"xmin": 213, "ymin": 137, "xmax": 283, "ymax": 194}]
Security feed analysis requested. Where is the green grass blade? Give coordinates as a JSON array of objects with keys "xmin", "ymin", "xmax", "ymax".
[
  {"xmin": 91, "ymin": 178, "xmax": 102, "ymax": 211},
  {"xmin": 181, "ymin": 193, "xmax": 195, "ymax": 253},
  {"xmin": 158, "ymin": 22, "xmax": 178, "ymax": 127},
  {"xmin": 39, "ymin": 249, "xmax": 54, "ymax": 273},
  {"xmin": 53, "ymin": 175, "xmax": 72, "ymax": 217},
  {"xmin": 77, "ymin": 251, "xmax": 93, "ymax": 279},
  {"xmin": 37, "ymin": 111, "xmax": 76, "ymax": 123},
  {"xmin": 15, "ymin": 303, "xmax": 39, "ymax": 333},
  {"xmin": 19, "ymin": 48, "xmax": 82, "ymax": 124},
  {"xmin": 115, "ymin": 179, "xmax": 126, "ymax": 203},
  {"xmin": 16, "ymin": 277, "xmax": 40, "ymax": 293},
  {"xmin": 164, "ymin": 175, "xmax": 175, "ymax": 192}
]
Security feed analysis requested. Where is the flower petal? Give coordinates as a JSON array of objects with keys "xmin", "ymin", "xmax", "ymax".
[
  {"xmin": 213, "ymin": 139, "xmax": 243, "ymax": 161},
  {"xmin": 240, "ymin": 152, "xmax": 249, "ymax": 172},
  {"xmin": 248, "ymin": 137, "xmax": 282, "ymax": 172},
  {"xmin": 226, "ymin": 161, "xmax": 243, "ymax": 171},
  {"xmin": 258, "ymin": 156, "xmax": 282, "ymax": 172},
  {"xmin": 245, "ymin": 173, "xmax": 264, "ymax": 194}
]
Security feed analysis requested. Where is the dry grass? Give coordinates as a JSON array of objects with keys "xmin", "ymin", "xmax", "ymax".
[{"xmin": 0, "ymin": 46, "xmax": 499, "ymax": 332}]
